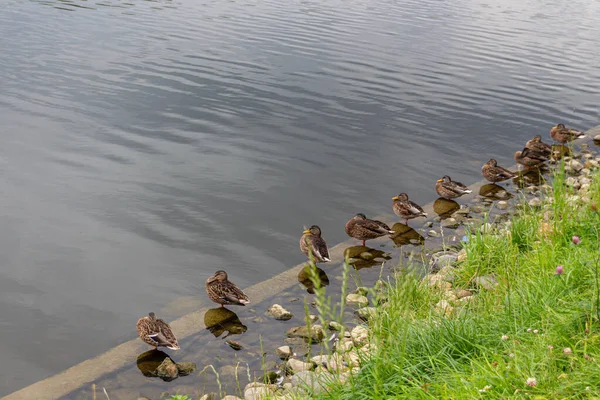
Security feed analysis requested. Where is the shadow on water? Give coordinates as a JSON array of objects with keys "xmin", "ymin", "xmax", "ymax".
[
  {"xmin": 512, "ymin": 169, "xmax": 547, "ymax": 188},
  {"xmin": 204, "ymin": 308, "xmax": 247, "ymax": 339},
  {"xmin": 390, "ymin": 223, "xmax": 425, "ymax": 247},
  {"xmin": 343, "ymin": 245, "xmax": 392, "ymax": 270},
  {"xmin": 136, "ymin": 350, "xmax": 174, "ymax": 379},
  {"xmin": 479, "ymin": 183, "xmax": 513, "ymax": 200},
  {"xmin": 297, "ymin": 265, "xmax": 329, "ymax": 293},
  {"xmin": 433, "ymin": 198, "xmax": 460, "ymax": 219}
]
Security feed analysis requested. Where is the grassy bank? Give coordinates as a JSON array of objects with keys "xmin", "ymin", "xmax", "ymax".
[{"xmin": 316, "ymin": 162, "xmax": 600, "ymax": 399}]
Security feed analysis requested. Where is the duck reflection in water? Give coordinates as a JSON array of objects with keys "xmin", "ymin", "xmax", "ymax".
[
  {"xmin": 390, "ymin": 223, "xmax": 425, "ymax": 247},
  {"xmin": 136, "ymin": 349, "xmax": 196, "ymax": 381},
  {"xmin": 297, "ymin": 265, "xmax": 329, "ymax": 294},
  {"xmin": 343, "ymin": 245, "xmax": 392, "ymax": 270},
  {"xmin": 204, "ymin": 307, "xmax": 248, "ymax": 339},
  {"xmin": 512, "ymin": 169, "xmax": 546, "ymax": 188},
  {"xmin": 433, "ymin": 198, "xmax": 460, "ymax": 219},
  {"xmin": 479, "ymin": 183, "xmax": 513, "ymax": 201}
]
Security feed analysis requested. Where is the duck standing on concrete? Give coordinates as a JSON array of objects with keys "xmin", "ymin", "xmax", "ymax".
[
  {"xmin": 550, "ymin": 123, "xmax": 585, "ymax": 144},
  {"xmin": 435, "ymin": 175, "xmax": 472, "ymax": 199},
  {"xmin": 206, "ymin": 270, "xmax": 250, "ymax": 308},
  {"xmin": 299, "ymin": 225, "xmax": 331, "ymax": 263},
  {"xmin": 392, "ymin": 193, "xmax": 427, "ymax": 225},
  {"xmin": 481, "ymin": 159, "xmax": 517, "ymax": 183},
  {"xmin": 136, "ymin": 312, "xmax": 180, "ymax": 350},
  {"xmin": 345, "ymin": 213, "xmax": 394, "ymax": 246}
]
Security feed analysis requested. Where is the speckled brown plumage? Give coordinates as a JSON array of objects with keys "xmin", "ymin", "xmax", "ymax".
[
  {"xmin": 299, "ymin": 225, "xmax": 331, "ymax": 263},
  {"xmin": 345, "ymin": 213, "xmax": 393, "ymax": 246},
  {"xmin": 435, "ymin": 175, "xmax": 472, "ymax": 199},
  {"xmin": 550, "ymin": 123, "xmax": 585, "ymax": 144},
  {"xmin": 136, "ymin": 312, "xmax": 180, "ymax": 350},
  {"xmin": 481, "ymin": 159, "xmax": 517, "ymax": 183},
  {"xmin": 514, "ymin": 147, "xmax": 548, "ymax": 168},
  {"xmin": 206, "ymin": 270, "xmax": 250, "ymax": 307},
  {"xmin": 525, "ymin": 135, "xmax": 552, "ymax": 157},
  {"xmin": 392, "ymin": 193, "xmax": 427, "ymax": 224}
]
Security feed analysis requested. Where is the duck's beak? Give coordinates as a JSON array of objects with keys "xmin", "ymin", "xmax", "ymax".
[
  {"xmin": 436, "ymin": 178, "xmax": 443, "ymax": 183},
  {"xmin": 303, "ymin": 229, "xmax": 311, "ymax": 235},
  {"xmin": 392, "ymin": 196, "xmax": 399, "ymax": 201}
]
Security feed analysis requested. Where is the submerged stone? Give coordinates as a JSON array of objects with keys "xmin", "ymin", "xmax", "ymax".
[
  {"xmin": 276, "ymin": 345, "xmax": 293, "ymax": 360},
  {"xmin": 286, "ymin": 325, "xmax": 325, "ymax": 342},
  {"xmin": 346, "ymin": 293, "xmax": 369, "ymax": 307},
  {"xmin": 176, "ymin": 361, "xmax": 196, "ymax": 376},
  {"xmin": 156, "ymin": 357, "xmax": 178, "ymax": 381}
]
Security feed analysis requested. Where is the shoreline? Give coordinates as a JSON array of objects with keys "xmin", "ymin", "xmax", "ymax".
[{"xmin": 6, "ymin": 125, "xmax": 600, "ymax": 400}]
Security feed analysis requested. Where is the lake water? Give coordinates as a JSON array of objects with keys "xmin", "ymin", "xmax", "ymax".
[{"xmin": 1, "ymin": 0, "xmax": 600, "ymax": 395}]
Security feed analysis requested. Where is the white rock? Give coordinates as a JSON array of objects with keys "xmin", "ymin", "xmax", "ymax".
[
  {"xmin": 479, "ymin": 223, "xmax": 493, "ymax": 234},
  {"xmin": 528, "ymin": 198, "xmax": 542, "ymax": 207},
  {"xmin": 565, "ymin": 177, "xmax": 581, "ymax": 189},
  {"xmin": 346, "ymin": 293, "xmax": 368, "ymax": 307},
  {"xmin": 435, "ymin": 300, "xmax": 454, "ymax": 316},
  {"xmin": 567, "ymin": 160, "xmax": 584, "ymax": 173},
  {"xmin": 350, "ymin": 325, "xmax": 369, "ymax": 346},
  {"xmin": 276, "ymin": 346, "xmax": 293, "ymax": 360},
  {"xmin": 497, "ymin": 200, "xmax": 508, "ymax": 210},
  {"xmin": 328, "ymin": 321, "xmax": 343, "ymax": 331},
  {"xmin": 267, "ymin": 304, "xmax": 293, "ymax": 321},
  {"xmin": 457, "ymin": 248, "xmax": 467, "ymax": 262},
  {"xmin": 287, "ymin": 358, "xmax": 314, "ymax": 373},
  {"xmin": 244, "ymin": 383, "xmax": 277, "ymax": 400}
]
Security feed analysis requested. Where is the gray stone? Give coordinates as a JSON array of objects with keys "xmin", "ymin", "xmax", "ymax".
[
  {"xmin": 479, "ymin": 223, "xmax": 493, "ymax": 234},
  {"xmin": 457, "ymin": 289, "xmax": 472, "ymax": 299},
  {"xmin": 286, "ymin": 325, "xmax": 325, "ymax": 342},
  {"xmin": 351, "ymin": 325, "xmax": 369, "ymax": 346},
  {"xmin": 497, "ymin": 200, "xmax": 508, "ymax": 210},
  {"xmin": 427, "ymin": 230, "xmax": 439, "ymax": 237},
  {"xmin": 291, "ymin": 371, "xmax": 329, "ymax": 394},
  {"xmin": 565, "ymin": 176, "xmax": 581, "ymax": 189},
  {"xmin": 567, "ymin": 159, "xmax": 584, "ymax": 173},
  {"xmin": 594, "ymin": 134, "xmax": 600, "ymax": 141},
  {"xmin": 473, "ymin": 275, "xmax": 499, "ymax": 290},
  {"xmin": 346, "ymin": 293, "xmax": 369, "ymax": 307},
  {"xmin": 528, "ymin": 198, "xmax": 542, "ymax": 207},
  {"xmin": 156, "ymin": 357, "xmax": 178, "ymax": 381},
  {"xmin": 328, "ymin": 321, "xmax": 343, "ymax": 331},
  {"xmin": 435, "ymin": 300, "xmax": 453, "ymax": 316},
  {"xmin": 222, "ymin": 396, "xmax": 243, "ymax": 400},
  {"xmin": 441, "ymin": 218, "xmax": 459, "ymax": 229},
  {"xmin": 244, "ymin": 383, "xmax": 277, "ymax": 400},
  {"xmin": 226, "ymin": 340, "xmax": 244, "ymax": 351},
  {"xmin": 198, "ymin": 395, "xmax": 216, "ymax": 400},
  {"xmin": 276, "ymin": 346, "xmax": 293, "ymax": 360},
  {"xmin": 267, "ymin": 304, "xmax": 293, "ymax": 321},
  {"xmin": 286, "ymin": 358, "xmax": 314, "ymax": 373},
  {"xmin": 424, "ymin": 221, "xmax": 434, "ymax": 227},
  {"xmin": 176, "ymin": 361, "xmax": 196, "ymax": 376},
  {"xmin": 430, "ymin": 250, "xmax": 458, "ymax": 272},
  {"xmin": 354, "ymin": 307, "xmax": 377, "ymax": 321}
]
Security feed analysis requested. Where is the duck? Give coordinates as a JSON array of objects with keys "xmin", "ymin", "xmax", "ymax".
[
  {"xmin": 481, "ymin": 159, "xmax": 517, "ymax": 183},
  {"xmin": 392, "ymin": 193, "xmax": 427, "ymax": 224},
  {"xmin": 525, "ymin": 135, "xmax": 552, "ymax": 157},
  {"xmin": 550, "ymin": 123, "xmax": 585, "ymax": 144},
  {"xmin": 345, "ymin": 213, "xmax": 394, "ymax": 246},
  {"xmin": 299, "ymin": 225, "xmax": 331, "ymax": 263},
  {"xmin": 435, "ymin": 175, "xmax": 472, "ymax": 199},
  {"xmin": 514, "ymin": 147, "xmax": 548, "ymax": 169},
  {"xmin": 206, "ymin": 270, "xmax": 250, "ymax": 308},
  {"xmin": 136, "ymin": 312, "xmax": 180, "ymax": 350}
]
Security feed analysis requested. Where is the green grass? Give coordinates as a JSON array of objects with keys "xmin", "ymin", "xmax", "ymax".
[{"xmin": 315, "ymin": 164, "xmax": 600, "ymax": 399}]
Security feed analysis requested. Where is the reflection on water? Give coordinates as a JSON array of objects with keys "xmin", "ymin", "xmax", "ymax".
[
  {"xmin": 297, "ymin": 265, "xmax": 329, "ymax": 294},
  {"xmin": 343, "ymin": 245, "xmax": 392, "ymax": 270},
  {"xmin": 204, "ymin": 308, "xmax": 247, "ymax": 339},
  {"xmin": 479, "ymin": 183, "xmax": 513, "ymax": 200},
  {"xmin": 513, "ymin": 169, "xmax": 547, "ymax": 188},
  {"xmin": 390, "ymin": 224, "xmax": 425, "ymax": 247},
  {"xmin": 136, "ymin": 350, "xmax": 173, "ymax": 378},
  {"xmin": 136, "ymin": 349, "xmax": 197, "ymax": 382},
  {"xmin": 433, "ymin": 198, "xmax": 460, "ymax": 219}
]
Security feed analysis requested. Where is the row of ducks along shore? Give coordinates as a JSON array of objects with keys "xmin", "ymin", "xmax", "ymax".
[{"xmin": 135, "ymin": 123, "xmax": 585, "ymax": 351}]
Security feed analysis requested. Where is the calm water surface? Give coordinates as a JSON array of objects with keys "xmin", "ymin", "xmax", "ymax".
[{"xmin": 1, "ymin": 0, "xmax": 600, "ymax": 395}]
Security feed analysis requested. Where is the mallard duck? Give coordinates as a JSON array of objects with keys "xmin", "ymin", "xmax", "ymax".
[
  {"xmin": 481, "ymin": 159, "xmax": 517, "ymax": 183},
  {"xmin": 525, "ymin": 135, "xmax": 552, "ymax": 157},
  {"xmin": 435, "ymin": 176, "xmax": 472, "ymax": 199},
  {"xmin": 514, "ymin": 147, "xmax": 548, "ymax": 168},
  {"xmin": 299, "ymin": 225, "xmax": 331, "ymax": 263},
  {"xmin": 206, "ymin": 270, "xmax": 250, "ymax": 308},
  {"xmin": 550, "ymin": 123, "xmax": 585, "ymax": 144},
  {"xmin": 392, "ymin": 193, "xmax": 427, "ymax": 224},
  {"xmin": 345, "ymin": 213, "xmax": 394, "ymax": 246},
  {"xmin": 136, "ymin": 312, "xmax": 180, "ymax": 350}
]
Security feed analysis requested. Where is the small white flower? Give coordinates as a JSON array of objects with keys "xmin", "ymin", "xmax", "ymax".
[
  {"xmin": 526, "ymin": 377, "xmax": 537, "ymax": 387},
  {"xmin": 478, "ymin": 385, "xmax": 492, "ymax": 393},
  {"xmin": 509, "ymin": 353, "xmax": 515, "ymax": 358},
  {"xmin": 533, "ymin": 329, "xmax": 539, "ymax": 334},
  {"xmin": 547, "ymin": 345, "xmax": 554, "ymax": 350},
  {"xmin": 501, "ymin": 335, "xmax": 509, "ymax": 341},
  {"xmin": 563, "ymin": 347, "xmax": 573, "ymax": 355},
  {"xmin": 527, "ymin": 328, "xmax": 532, "ymax": 333}
]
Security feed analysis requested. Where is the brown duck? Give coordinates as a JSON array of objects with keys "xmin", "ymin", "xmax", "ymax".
[
  {"xmin": 481, "ymin": 159, "xmax": 517, "ymax": 183},
  {"xmin": 550, "ymin": 123, "xmax": 585, "ymax": 144},
  {"xmin": 206, "ymin": 270, "xmax": 250, "ymax": 308},
  {"xmin": 514, "ymin": 147, "xmax": 548, "ymax": 168},
  {"xmin": 525, "ymin": 135, "xmax": 552, "ymax": 157},
  {"xmin": 392, "ymin": 193, "xmax": 427, "ymax": 224},
  {"xmin": 136, "ymin": 312, "xmax": 180, "ymax": 350},
  {"xmin": 299, "ymin": 225, "xmax": 331, "ymax": 263},
  {"xmin": 435, "ymin": 176, "xmax": 472, "ymax": 199},
  {"xmin": 345, "ymin": 213, "xmax": 394, "ymax": 246}
]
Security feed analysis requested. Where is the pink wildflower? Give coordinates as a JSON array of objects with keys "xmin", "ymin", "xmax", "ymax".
[
  {"xmin": 572, "ymin": 236, "xmax": 581, "ymax": 245},
  {"xmin": 555, "ymin": 265, "xmax": 564, "ymax": 275}
]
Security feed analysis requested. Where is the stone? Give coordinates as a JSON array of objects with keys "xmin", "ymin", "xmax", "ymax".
[
  {"xmin": 244, "ymin": 383, "xmax": 277, "ymax": 400},
  {"xmin": 497, "ymin": 200, "xmax": 508, "ymax": 210},
  {"xmin": 457, "ymin": 248, "xmax": 467, "ymax": 262},
  {"xmin": 441, "ymin": 218, "xmax": 459, "ymax": 229},
  {"xmin": 430, "ymin": 250, "xmax": 458, "ymax": 272},
  {"xmin": 328, "ymin": 321, "xmax": 343, "ymax": 331},
  {"xmin": 567, "ymin": 159, "xmax": 584, "ymax": 173},
  {"xmin": 199, "ymin": 395, "xmax": 216, "ymax": 400},
  {"xmin": 286, "ymin": 358, "xmax": 314, "ymax": 373},
  {"xmin": 479, "ymin": 223, "xmax": 493, "ymax": 234},
  {"xmin": 565, "ymin": 176, "xmax": 581, "ymax": 189},
  {"xmin": 286, "ymin": 325, "xmax": 325, "ymax": 342},
  {"xmin": 457, "ymin": 289, "xmax": 473, "ymax": 299},
  {"xmin": 528, "ymin": 198, "xmax": 542, "ymax": 207},
  {"xmin": 594, "ymin": 134, "xmax": 600, "ymax": 141},
  {"xmin": 353, "ymin": 287, "xmax": 369, "ymax": 296},
  {"xmin": 156, "ymin": 357, "xmax": 178, "ymax": 381},
  {"xmin": 336, "ymin": 338, "xmax": 354, "ymax": 353},
  {"xmin": 351, "ymin": 325, "xmax": 369, "ymax": 346},
  {"xmin": 267, "ymin": 304, "xmax": 293, "ymax": 321},
  {"xmin": 346, "ymin": 293, "xmax": 369, "ymax": 307},
  {"xmin": 435, "ymin": 300, "xmax": 453, "ymax": 316},
  {"xmin": 360, "ymin": 252, "xmax": 374, "ymax": 260},
  {"xmin": 277, "ymin": 346, "xmax": 293, "ymax": 360},
  {"xmin": 291, "ymin": 371, "xmax": 329, "ymax": 394},
  {"xmin": 355, "ymin": 307, "xmax": 377, "ymax": 321},
  {"xmin": 259, "ymin": 371, "xmax": 280, "ymax": 384},
  {"xmin": 307, "ymin": 314, "xmax": 318, "ymax": 323},
  {"xmin": 426, "ymin": 274, "xmax": 452, "ymax": 290},
  {"xmin": 437, "ymin": 265, "xmax": 456, "ymax": 282},
  {"xmin": 175, "ymin": 362, "xmax": 196, "ymax": 376},
  {"xmin": 425, "ymin": 221, "xmax": 434, "ymax": 227},
  {"xmin": 473, "ymin": 275, "xmax": 499, "ymax": 290},
  {"xmin": 428, "ymin": 230, "xmax": 440, "ymax": 237},
  {"xmin": 226, "ymin": 340, "xmax": 244, "ymax": 351},
  {"xmin": 221, "ymin": 396, "xmax": 243, "ymax": 400}
]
